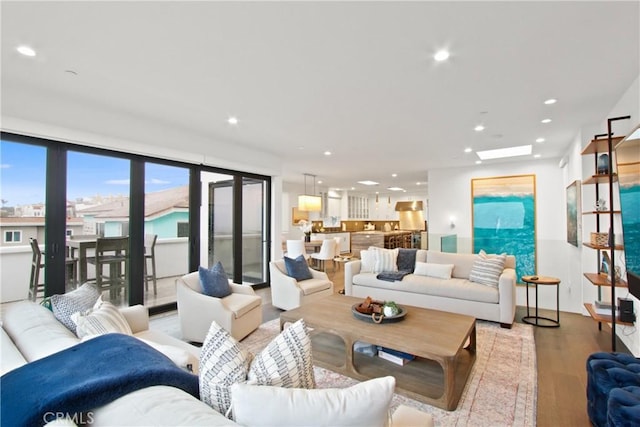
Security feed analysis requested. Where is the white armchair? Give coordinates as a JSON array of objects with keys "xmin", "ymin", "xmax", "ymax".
[
  {"xmin": 269, "ymin": 259, "xmax": 334, "ymax": 311},
  {"xmin": 176, "ymin": 272, "xmax": 262, "ymax": 343}
]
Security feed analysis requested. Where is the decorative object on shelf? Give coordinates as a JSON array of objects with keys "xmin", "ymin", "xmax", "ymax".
[
  {"xmin": 352, "ymin": 297, "xmax": 406, "ymax": 324},
  {"xmin": 566, "ymin": 180, "xmax": 581, "ymax": 247},
  {"xmin": 600, "ymin": 251, "xmax": 611, "ymax": 274},
  {"xmin": 591, "ymin": 232, "xmax": 609, "ymax": 247},
  {"xmin": 595, "ymin": 198, "xmax": 608, "ymax": 211},
  {"xmin": 471, "ymin": 174, "xmax": 536, "ymax": 281},
  {"xmin": 297, "ymin": 219, "xmax": 312, "ymax": 242},
  {"xmin": 298, "ymin": 173, "xmax": 322, "ymax": 212},
  {"xmin": 597, "ymin": 153, "xmax": 610, "ymax": 175}
]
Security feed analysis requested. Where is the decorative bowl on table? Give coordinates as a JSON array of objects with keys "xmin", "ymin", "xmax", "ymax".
[{"xmin": 351, "ymin": 297, "xmax": 407, "ymax": 324}]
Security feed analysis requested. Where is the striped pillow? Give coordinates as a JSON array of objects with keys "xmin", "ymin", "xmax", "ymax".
[
  {"xmin": 469, "ymin": 251, "xmax": 507, "ymax": 288},
  {"xmin": 372, "ymin": 248, "xmax": 399, "ymax": 273},
  {"xmin": 248, "ymin": 319, "xmax": 315, "ymax": 389},
  {"xmin": 71, "ymin": 297, "xmax": 132, "ymax": 338}
]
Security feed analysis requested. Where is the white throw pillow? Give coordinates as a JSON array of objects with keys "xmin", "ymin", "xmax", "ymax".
[
  {"xmin": 71, "ymin": 296, "xmax": 132, "ymax": 338},
  {"xmin": 370, "ymin": 247, "xmax": 399, "ymax": 273},
  {"xmin": 230, "ymin": 376, "xmax": 395, "ymax": 427},
  {"xmin": 359, "ymin": 250, "xmax": 376, "ymax": 273},
  {"xmin": 469, "ymin": 250, "xmax": 507, "ymax": 288},
  {"xmin": 414, "ymin": 262, "xmax": 455, "ymax": 279}
]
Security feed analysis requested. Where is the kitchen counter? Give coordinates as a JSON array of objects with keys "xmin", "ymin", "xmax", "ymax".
[{"xmin": 351, "ymin": 230, "xmax": 412, "ymax": 257}]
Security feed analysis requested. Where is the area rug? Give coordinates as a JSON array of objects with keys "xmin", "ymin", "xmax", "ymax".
[{"xmin": 239, "ymin": 319, "xmax": 537, "ymax": 427}]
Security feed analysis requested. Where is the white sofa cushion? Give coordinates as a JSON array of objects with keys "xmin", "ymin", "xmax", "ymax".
[
  {"xmin": 360, "ymin": 250, "xmax": 377, "ymax": 273},
  {"xmin": 372, "ymin": 247, "xmax": 399, "ymax": 272},
  {"xmin": 91, "ymin": 385, "xmax": 238, "ymax": 426},
  {"xmin": 230, "ymin": 376, "xmax": 395, "ymax": 427},
  {"xmin": 414, "ymin": 262, "xmax": 454, "ymax": 279},
  {"xmin": 1, "ymin": 326, "xmax": 27, "ymax": 375},
  {"xmin": 297, "ymin": 278, "xmax": 332, "ymax": 295},
  {"xmin": 2, "ymin": 301, "xmax": 79, "ymax": 362}
]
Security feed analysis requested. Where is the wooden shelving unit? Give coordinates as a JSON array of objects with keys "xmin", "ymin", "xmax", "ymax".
[{"xmin": 580, "ymin": 119, "xmax": 630, "ymax": 352}]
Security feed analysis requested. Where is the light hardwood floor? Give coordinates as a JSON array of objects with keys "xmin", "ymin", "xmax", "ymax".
[{"xmin": 248, "ymin": 264, "xmax": 632, "ymax": 427}]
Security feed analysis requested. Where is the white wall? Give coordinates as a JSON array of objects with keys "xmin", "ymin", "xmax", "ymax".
[
  {"xmin": 428, "ymin": 159, "xmax": 578, "ymax": 312},
  {"xmin": 561, "ymin": 75, "xmax": 640, "ymax": 355}
]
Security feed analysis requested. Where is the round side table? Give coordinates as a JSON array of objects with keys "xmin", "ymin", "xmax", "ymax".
[{"xmin": 521, "ymin": 275, "xmax": 561, "ymax": 328}]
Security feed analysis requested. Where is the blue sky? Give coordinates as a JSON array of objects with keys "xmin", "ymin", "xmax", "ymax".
[{"xmin": 1, "ymin": 140, "xmax": 188, "ymax": 206}]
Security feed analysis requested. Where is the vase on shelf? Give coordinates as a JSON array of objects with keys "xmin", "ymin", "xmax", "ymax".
[{"xmin": 304, "ymin": 234, "xmax": 311, "ymax": 242}]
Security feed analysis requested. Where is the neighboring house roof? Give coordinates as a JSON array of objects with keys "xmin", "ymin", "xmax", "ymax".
[
  {"xmin": 0, "ymin": 217, "xmax": 84, "ymax": 226},
  {"xmin": 78, "ymin": 186, "xmax": 189, "ymax": 219}
]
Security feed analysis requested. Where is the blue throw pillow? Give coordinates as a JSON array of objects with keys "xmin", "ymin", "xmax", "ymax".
[
  {"xmin": 199, "ymin": 262, "xmax": 232, "ymax": 298},
  {"xmin": 284, "ymin": 255, "xmax": 313, "ymax": 281}
]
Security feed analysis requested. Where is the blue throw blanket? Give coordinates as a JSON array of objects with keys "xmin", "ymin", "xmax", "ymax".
[{"xmin": 1, "ymin": 333, "xmax": 199, "ymax": 427}]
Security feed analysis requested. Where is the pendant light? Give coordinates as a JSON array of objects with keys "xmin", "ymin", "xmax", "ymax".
[{"xmin": 298, "ymin": 173, "xmax": 322, "ymax": 212}]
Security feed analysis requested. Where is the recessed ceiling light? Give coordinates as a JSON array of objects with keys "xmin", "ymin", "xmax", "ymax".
[
  {"xmin": 464, "ymin": 147, "xmax": 473, "ymax": 153},
  {"xmin": 476, "ymin": 145, "xmax": 532, "ymax": 160},
  {"xmin": 317, "ymin": 180, "xmax": 323, "ymax": 184},
  {"xmin": 351, "ymin": 187, "xmax": 355, "ymax": 190},
  {"xmin": 416, "ymin": 182, "xmax": 421, "ymax": 186},
  {"xmin": 544, "ymin": 98, "xmax": 557, "ymax": 105},
  {"xmin": 475, "ymin": 160, "xmax": 482, "ymax": 165},
  {"xmin": 324, "ymin": 151, "xmax": 332, "ymax": 156},
  {"xmin": 391, "ymin": 173, "xmax": 397, "ymax": 177},
  {"xmin": 534, "ymin": 154, "xmax": 541, "ymax": 158},
  {"xmin": 387, "ymin": 187, "xmax": 405, "ymax": 192},
  {"xmin": 227, "ymin": 116, "xmax": 239, "ymax": 125},
  {"xmin": 434, "ymin": 49, "xmax": 450, "ymax": 61},
  {"xmin": 541, "ymin": 118, "xmax": 552, "ymax": 124},
  {"xmin": 474, "ymin": 125, "xmax": 485, "ymax": 132},
  {"xmin": 357, "ymin": 180, "xmax": 379, "ymax": 186},
  {"xmin": 536, "ymin": 138, "xmax": 545, "ymax": 143},
  {"xmin": 17, "ymin": 45, "xmax": 36, "ymax": 57}
]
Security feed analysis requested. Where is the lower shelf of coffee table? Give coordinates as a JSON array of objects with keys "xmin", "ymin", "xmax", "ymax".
[{"xmin": 310, "ymin": 331, "xmax": 474, "ymax": 407}]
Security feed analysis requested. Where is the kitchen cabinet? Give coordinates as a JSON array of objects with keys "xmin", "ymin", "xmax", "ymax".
[{"xmin": 310, "ymin": 232, "xmax": 351, "ymax": 254}]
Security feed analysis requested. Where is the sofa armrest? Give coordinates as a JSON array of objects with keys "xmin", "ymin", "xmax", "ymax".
[
  {"xmin": 497, "ymin": 267, "xmax": 517, "ymax": 326},
  {"xmin": 230, "ymin": 283, "xmax": 257, "ymax": 296},
  {"xmin": 119, "ymin": 305, "xmax": 150, "ymax": 334},
  {"xmin": 310, "ymin": 268, "xmax": 330, "ymax": 281},
  {"xmin": 344, "ymin": 260, "xmax": 362, "ymax": 296}
]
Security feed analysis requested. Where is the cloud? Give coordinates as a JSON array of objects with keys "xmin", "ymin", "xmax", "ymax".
[
  {"xmin": 146, "ymin": 178, "xmax": 170, "ymax": 185},
  {"xmin": 105, "ymin": 179, "xmax": 130, "ymax": 185}
]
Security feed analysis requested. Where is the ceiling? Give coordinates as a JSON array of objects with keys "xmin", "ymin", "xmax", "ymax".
[{"xmin": 1, "ymin": 1, "xmax": 639, "ymax": 195}]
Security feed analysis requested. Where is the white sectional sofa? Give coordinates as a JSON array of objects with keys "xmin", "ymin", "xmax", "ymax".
[
  {"xmin": 1, "ymin": 300, "xmax": 433, "ymax": 427},
  {"xmin": 344, "ymin": 249, "xmax": 517, "ymax": 328}
]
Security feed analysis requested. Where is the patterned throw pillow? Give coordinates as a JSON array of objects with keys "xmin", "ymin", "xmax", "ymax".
[
  {"xmin": 247, "ymin": 319, "xmax": 315, "ymax": 389},
  {"xmin": 283, "ymin": 255, "xmax": 313, "ymax": 281},
  {"xmin": 469, "ymin": 250, "xmax": 507, "ymax": 288},
  {"xmin": 199, "ymin": 262, "xmax": 232, "ymax": 298},
  {"xmin": 71, "ymin": 296, "xmax": 133, "ymax": 338},
  {"xmin": 359, "ymin": 250, "xmax": 377, "ymax": 273},
  {"xmin": 50, "ymin": 282, "xmax": 101, "ymax": 334},
  {"xmin": 199, "ymin": 319, "xmax": 315, "ymax": 417},
  {"xmin": 199, "ymin": 321, "xmax": 251, "ymax": 415}
]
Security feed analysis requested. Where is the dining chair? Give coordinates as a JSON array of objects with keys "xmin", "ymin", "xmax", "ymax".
[
  {"xmin": 285, "ymin": 240, "xmax": 310, "ymax": 262},
  {"xmin": 144, "ymin": 234, "xmax": 158, "ymax": 295},
  {"xmin": 86, "ymin": 236, "xmax": 129, "ymax": 301},
  {"xmin": 28, "ymin": 238, "xmax": 45, "ymax": 302},
  {"xmin": 310, "ymin": 239, "xmax": 336, "ymax": 272},
  {"xmin": 29, "ymin": 238, "xmax": 78, "ymax": 300}
]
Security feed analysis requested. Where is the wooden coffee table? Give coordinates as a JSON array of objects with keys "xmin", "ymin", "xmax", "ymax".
[{"xmin": 280, "ymin": 294, "xmax": 476, "ymax": 410}]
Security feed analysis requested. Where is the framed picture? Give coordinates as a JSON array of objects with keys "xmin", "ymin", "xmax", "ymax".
[
  {"xmin": 472, "ymin": 174, "xmax": 537, "ymax": 282},
  {"xmin": 292, "ymin": 207, "xmax": 308, "ymax": 225},
  {"xmin": 566, "ymin": 180, "xmax": 581, "ymax": 247},
  {"xmin": 600, "ymin": 251, "xmax": 611, "ymax": 275}
]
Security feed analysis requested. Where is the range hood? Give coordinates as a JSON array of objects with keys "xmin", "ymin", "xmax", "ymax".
[{"xmin": 395, "ymin": 201, "xmax": 423, "ymax": 212}]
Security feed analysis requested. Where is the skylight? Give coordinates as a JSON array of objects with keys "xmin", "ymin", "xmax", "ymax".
[{"xmin": 476, "ymin": 145, "xmax": 532, "ymax": 160}]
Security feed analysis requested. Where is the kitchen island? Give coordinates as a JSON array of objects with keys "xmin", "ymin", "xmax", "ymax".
[{"xmin": 351, "ymin": 230, "xmax": 412, "ymax": 257}]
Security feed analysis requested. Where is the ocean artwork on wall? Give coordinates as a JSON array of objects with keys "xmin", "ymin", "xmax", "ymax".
[
  {"xmin": 566, "ymin": 180, "xmax": 581, "ymax": 247},
  {"xmin": 472, "ymin": 174, "xmax": 537, "ymax": 282},
  {"xmin": 615, "ymin": 131, "xmax": 640, "ymax": 275}
]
